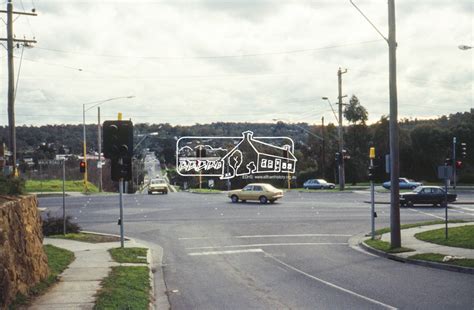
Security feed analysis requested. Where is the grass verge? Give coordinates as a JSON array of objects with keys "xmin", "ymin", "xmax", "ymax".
[
  {"xmin": 189, "ymin": 188, "xmax": 223, "ymax": 193},
  {"xmin": 408, "ymin": 253, "xmax": 474, "ymax": 268},
  {"xmin": 95, "ymin": 266, "xmax": 150, "ymax": 310},
  {"xmin": 374, "ymin": 220, "xmax": 466, "ymax": 236},
  {"xmin": 49, "ymin": 232, "xmax": 120, "ymax": 243},
  {"xmin": 26, "ymin": 179, "xmax": 99, "ymax": 193},
  {"xmin": 109, "ymin": 247, "xmax": 148, "ymax": 264},
  {"xmin": 414, "ymin": 225, "xmax": 474, "ymax": 249},
  {"xmin": 365, "ymin": 238, "xmax": 414, "ymax": 253},
  {"xmin": 11, "ymin": 245, "xmax": 75, "ymax": 307}
]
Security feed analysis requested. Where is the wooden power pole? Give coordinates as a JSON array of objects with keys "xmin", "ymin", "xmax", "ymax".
[
  {"xmin": 337, "ymin": 67, "xmax": 347, "ymax": 191},
  {"xmin": 0, "ymin": 1, "xmax": 37, "ymax": 176}
]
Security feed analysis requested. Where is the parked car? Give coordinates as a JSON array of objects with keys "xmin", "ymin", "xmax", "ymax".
[
  {"xmin": 382, "ymin": 178, "xmax": 422, "ymax": 190},
  {"xmin": 148, "ymin": 178, "xmax": 168, "ymax": 194},
  {"xmin": 228, "ymin": 183, "xmax": 283, "ymax": 204},
  {"xmin": 303, "ymin": 179, "xmax": 336, "ymax": 189},
  {"xmin": 400, "ymin": 186, "xmax": 456, "ymax": 207}
]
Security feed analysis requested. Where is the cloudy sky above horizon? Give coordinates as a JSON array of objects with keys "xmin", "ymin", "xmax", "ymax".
[{"xmin": 0, "ymin": 0, "xmax": 472, "ymax": 127}]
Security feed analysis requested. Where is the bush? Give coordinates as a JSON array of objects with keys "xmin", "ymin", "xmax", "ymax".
[
  {"xmin": 42, "ymin": 212, "xmax": 81, "ymax": 236},
  {"xmin": 0, "ymin": 176, "xmax": 25, "ymax": 195}
]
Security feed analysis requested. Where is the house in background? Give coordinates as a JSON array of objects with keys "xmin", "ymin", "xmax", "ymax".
[{"xmin": 220, "ymin": 131, "xmax": 297, "ymax": 179}]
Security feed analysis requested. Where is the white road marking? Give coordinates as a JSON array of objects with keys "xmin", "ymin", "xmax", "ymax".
[
  {"xmin": 407, "ymin": 208, "xmax": 444, "ymax": 220},
  {"xmin": 188, "ymin": 249, "xmax": 264, "ymax": 256},
  {"xmin": 452, "ymin": 206, "xmax": 474, "ymax": 213},
  {"xmin": 186, "ymin": 242, "xmax": 348, "ymax": 250},
  {"xmin": 265, "ymin": 252, "xmax": 397, "ymax": 309},
  {"xmin": 449, "ymin": 209, "xmax": 474, "ymax": 217},
  {"xmin": 179, "ymin": 233, "xmax": 351, "ymax": 240}
]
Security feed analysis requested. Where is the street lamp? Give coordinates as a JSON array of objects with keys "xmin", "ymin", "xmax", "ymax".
[
  {"xmin": 321, "ymin": 97, "xmax": 339, "ymax": 123},
  {"xmin": 82, "ymin": 95, "xmax": 135, "ymax": 192}
]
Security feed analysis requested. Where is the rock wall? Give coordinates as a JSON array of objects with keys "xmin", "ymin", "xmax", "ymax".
[{"xmin": 0, "ymin": 195, "xmax": 49, "ymax": 308}]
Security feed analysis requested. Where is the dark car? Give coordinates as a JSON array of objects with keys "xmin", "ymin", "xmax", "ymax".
[
  {"xmin": 303, "ymin": 179, "xmax": 336, "ymax": 190},
  {"xmin": 400, "ymin": 186, "xmax": 457, "ymax": 207},
  {"xmin": 383, "ymin": 177, "xmax": 422, "ymax": 190}
]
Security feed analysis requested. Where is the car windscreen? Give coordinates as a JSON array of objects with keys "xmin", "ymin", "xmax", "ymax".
[
  {"xmin": 151, "ymin": 180, "xmax": 165, "ymax": 184},
  {"xmin": 316, "ymin": 179, "xmax": 327, "ymax": 184}
]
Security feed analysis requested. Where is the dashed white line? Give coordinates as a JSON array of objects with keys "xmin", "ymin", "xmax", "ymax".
[
  {"xmin": 188, "ymin": 249, "xmax": 264, "ymax": 256},
  {"xmin": 186, "ymin": 242, "xmax": 348, "ymax": 250},
  {"xmin": 265, "ymin": 252, "xmax": 397, "ymax": 309},
  {"xmin": 407, "ymin": 208, "xmax": 444, "ymax": 220}
]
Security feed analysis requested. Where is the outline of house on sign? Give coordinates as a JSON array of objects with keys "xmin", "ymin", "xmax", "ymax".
[{"xmin": 220, "ymin": 131, "xmax": 297, "ymax": 179}]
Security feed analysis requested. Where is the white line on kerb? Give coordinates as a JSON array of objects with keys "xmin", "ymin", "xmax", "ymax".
[
  {"xmin": 408, "ymin": 208, "xmax": 444, "ymax": 220},
  {"xmin": 179, "ymin": 233, "xmax": 351, "ymax": 240},
  {"xmin": 186, "ymin": 242, "xmax": 348, "ymax": 250},
  {"xmin": 188, "ymin": 249, "xmax": 264, "ymax": 256},
  {"xmin": 265, "ymin": 252, "xmax": 397, "ymax": 310}
]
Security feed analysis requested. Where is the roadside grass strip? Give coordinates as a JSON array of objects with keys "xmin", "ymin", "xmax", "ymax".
[
  {"xmin": 94, "ymin": 266, "xmax": 150, "ymax": 310},
  {"xmin": 50, "ymin": 232, "xmax": 121, "ymax": 243},
  {"xmin": 11, "ymin": 245, "xmax": 75, "ymax": 307},
  {"xmin": 109, "ymin": 247, "xmax": 148, "ymax": 264},
  {"xmin": 414, "ymin": 225, "xmax": 474, "ymax": 249},
  {"xmin": 25, "ymin": 179, "xmax": 99, "ymax": 193},
  {"xmin": 374, "ymin": 220, "xmax": 466, "ymax": 236},
  {"xmin": 364, "ymin": 239, "xmax": 414, "ymax": 254},
  {"xmin": 408, "ymin": 253, "xmax": 474, "ymax": 268},
  {"xmin": 189, "ymin": 188, "xmax": 223, "ymax": 194}
]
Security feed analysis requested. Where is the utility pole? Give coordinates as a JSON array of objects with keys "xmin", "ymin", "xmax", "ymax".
[
  {"xmin": 321, "ymin": 117, "xmax": 325, "ymax": 178},
  {"xmin": 98, "ymin": 107, "xmax": 103, "ymax": 192},
  {"xmin": 337, "ymin": 67, "xmax": 347, "ymax": 191},
  {"xmin": 388, "ymin": 0, "xmax": 401, "ymax": 248},
  {"xmin": 0, "ymin": 1, "xmax": 37, "ymax": 177}
]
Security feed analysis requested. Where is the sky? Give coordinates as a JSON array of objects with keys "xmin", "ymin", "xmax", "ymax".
[{"xmin": 0, "ymin": 0, "xmax": 472, "ymax": 127}]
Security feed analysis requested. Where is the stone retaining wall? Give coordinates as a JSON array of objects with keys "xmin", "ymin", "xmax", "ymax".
[{"xmin": 0, "ymin": 195, "xmax": 49, "ymax": 308}]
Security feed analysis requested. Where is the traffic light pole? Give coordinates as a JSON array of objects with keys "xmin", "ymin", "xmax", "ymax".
[
  {"xmin": 119, "ymin": 176, "xmax": 124, "ymax": 248},
  {"xmin": 337, "ymin": 68, "xmax": 347, "ymax": 191},
  {"xmin": 452, "ymin": 137, "xmax": 456, "ymax": 190},
  {"xmin": 370, "ymin": 157, "xmax": 375, "ymax": 239}
]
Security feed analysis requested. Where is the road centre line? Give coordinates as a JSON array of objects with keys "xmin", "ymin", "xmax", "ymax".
[
  {"xmin": 407, "ymin": 208, "xmax": 444, "ymax": 220},
  {"xmin": 179, "ymin": 233, "xmax": 351, "ymax": 240},
  {"xmin": 188, "ymin": 249, "xmax": 264, "ymax": 256},
  {"xmin": 186, "ymin": 242, "xmax": 348, "ymax": 250},
  {"xmin": 264, "ymin": 252, "xmax": 397, "ymax": 310}
]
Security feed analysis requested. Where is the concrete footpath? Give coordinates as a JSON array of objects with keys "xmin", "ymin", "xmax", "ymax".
[
  {"xmin": 29, "ymin": 237, "xmax": 160, "ymax": 310},
  {"xmin": 357, "ymin": 222, "xmax": 474, "ymax": 274}
]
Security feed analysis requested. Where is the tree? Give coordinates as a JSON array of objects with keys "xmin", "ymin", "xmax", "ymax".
[{"xmin": 344, "ymin": 95, "xmax": 368, "ymax": 125}]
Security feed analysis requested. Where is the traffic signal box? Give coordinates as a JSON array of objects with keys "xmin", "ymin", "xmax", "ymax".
[
  {"xmin": 103, "ymin": 120, "xmax": 134, "ymax": 181},
  {"xmin": 79, "ymin": 161, "xmax": 86, "ymax": 173}
]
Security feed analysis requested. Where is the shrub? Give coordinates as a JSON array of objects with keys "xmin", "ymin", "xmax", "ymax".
[
  {"xmin": 0, "ymin": 176, "xmax": 25, "ymax": 195},
  {"xmin": 42, "ymin": 212, "xmax": 81, "ymax": 236}
]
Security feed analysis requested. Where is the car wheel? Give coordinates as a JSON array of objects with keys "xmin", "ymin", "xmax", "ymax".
[
  {"xmin": 164, "ymin": 190, "xmax": 168, "ymax": 194},
  {"xmin": 259, "ymin": 196, "xmax": 268, "ymax": 204},
  {"xmin": 330, "ymin": 185, "xmax": 335, "ymax": 189},
  {"xmin": 242, "ymin": 200, "xmax": 247, "ymax": 203},
  {"xmin": 269, "ymin": 199, "xmax": 276, "ymax": 204},
  {"xmin": 410, "ymin": 186, "xmax": 416, "ymax": 190},
  {"xmin": 406, "ymin": 200, "xmax": 414, "ymax": 208},
  {"xmin": 231, "ymin": 195, "xmax": 239, "ymax": 203},
  {"xmin": 148, "ymin": 191, "xmax": 152, "ymax": 195},
  {"xmin": 440, "ymin": 201, "xmax": 447, "ymax": 208}
]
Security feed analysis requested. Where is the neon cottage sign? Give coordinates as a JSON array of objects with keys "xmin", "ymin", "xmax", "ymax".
[{"xmin": 176, "ymin": 131, "xmax": 297, "ymax": 179}]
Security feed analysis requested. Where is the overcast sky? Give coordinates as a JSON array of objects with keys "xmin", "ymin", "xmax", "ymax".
[{"xmin": 0, "ymin": 0, "xmax": 472, "ymax": 127}]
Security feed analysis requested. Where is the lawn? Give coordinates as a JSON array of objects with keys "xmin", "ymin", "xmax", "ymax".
[
  {"xmin": 414, "ymin": 225, "xmax": 474, "ymax": 249},
  {"xmin": 189, "ymin": 188, "xmax": 223, "ymax": 194},
  {"xmin": 364, "ymin": 239, "xmax": 414, "ymax": 253},
  {"xmin": 49, "ymin": 232, "xmax": 121, "ymax": 243},
  {"xmin": 408, "ymin": 253, "xmax": 474, "ymax": 268},
  {"xmin": 109, "ymin": 247, "xmax": 148, "ymax": 264},
  {"xmin": 12, "ymin": 245, "xmax": 75, "ymax": 307},
  {"xmin": 95, "ymin": 266, "xmax": 150, "ymax": 310},
  {"xmin": 25, "ymin": 179, "xmax": 99, "ymax": 193}
]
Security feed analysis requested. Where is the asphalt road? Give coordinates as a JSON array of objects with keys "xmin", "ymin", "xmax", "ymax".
[{"xmin": 39, "ymin": 190, "xmax": 474, "ymax": 309}]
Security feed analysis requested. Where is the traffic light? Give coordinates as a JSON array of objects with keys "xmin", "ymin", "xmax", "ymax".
[
  {"xmin": 103, "ymin": 120, "xmax": 134, "ymax": 159},
  {"xmin": 111, "ymin": 157, "xmax": 132, "ymax": 181},
  {"xmin": 79, "ymin": 161, "xmax": 86, "ymax": 173},
  {"xmin": 455, "ymin": 160, "xmax": 463, "ymax": 169},
  {"xmin": 335, "ymin": 152, "xmax": 341, "ymax": 164},
  {"xmin": 368, "ymin": 166, "xmax": 375, "ymax": 181},
  {"xmin": 460, "ymin": 142, "xmax": 467, "ymax": 159},
  {"xmin": 445, "ymin": 157, "xmax": 451, "ymax": 166}
]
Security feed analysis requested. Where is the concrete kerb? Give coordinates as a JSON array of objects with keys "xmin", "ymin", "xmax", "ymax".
[
  {"xmin": 38, "ymin": 232, "xmax": 162, "ymax": 310},
  {"xmin": 349, "ymin": 227, "xmax": 474, "ymax": 275}
]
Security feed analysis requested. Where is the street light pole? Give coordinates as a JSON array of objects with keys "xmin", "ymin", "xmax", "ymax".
[
  {"xmin": 82, "ymin": 96, "xmax": 135, "ymax": 193},
  {"xmin": 337, "ymin": 68, "xmax": 347, "ymax": 191}
]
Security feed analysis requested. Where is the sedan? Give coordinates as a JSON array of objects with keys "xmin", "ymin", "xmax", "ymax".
[
  {"xmin": 383, "ymin": 177, "xmax": 422, "ymax": 190},
  {"xmin": 228, "ymin": 183, "xmax": 284, "ymax": 204},
  {"xmin": 303, "ymin": 179, "xmax": 336, "ymax": 190},
  {"xmin": 400, "ymin": 186, "xmax": 457, "ymax": 207}
]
